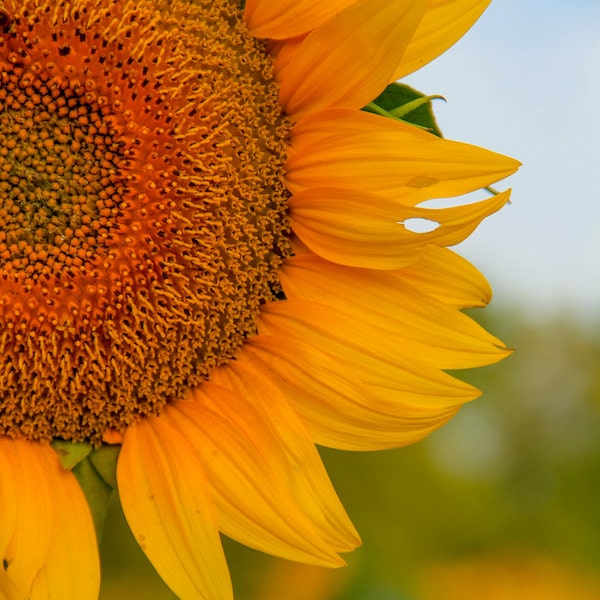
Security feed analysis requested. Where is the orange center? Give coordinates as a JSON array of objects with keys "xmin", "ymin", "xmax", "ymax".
[{"xmin": 0, "ymin": 0, "xmax": 291, "ymax": 443}]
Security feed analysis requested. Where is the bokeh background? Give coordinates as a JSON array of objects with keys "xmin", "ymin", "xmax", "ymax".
[{"xmin": 98, "ymin": 1, "xmax": 600, "ymax": 598}]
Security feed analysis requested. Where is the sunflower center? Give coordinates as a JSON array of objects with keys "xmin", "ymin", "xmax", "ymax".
[{"xmin": 0, "ymin": 0, "xmax": 291, "ymax": 443}]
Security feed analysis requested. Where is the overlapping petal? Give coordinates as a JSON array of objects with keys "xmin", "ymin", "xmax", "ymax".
[
  {"xmin": 278, "ymin": 0, "xmax": 427, "ymax": 115},
  {"xmin": 279, "ymin": 253, "xmax": 509, "ymax": 370},
  {"xmin": 243, "ymin": 335, "xmax": 459, "ymax": 451},
  {"xmin": 396, "ymin": 245, "xmax": 493, "ymax": 309},
  {"xmin": 393, "ymin": 0, "xmax": 492, "ymax": 80},
  {"xmin": 244, "ymin": 0, "xmax": 357, "ymax": 40},
  {"xmin": 167, "ymin": 383, "xmax": 359, "ymax": 566},
  {"xmin": 0, "ymin": 572, "xmax": 22, "ymax": 600},
  {"xmin": 0, "ymin": 439, "xmax": 99, "ymax": 600},
  {"xmin": 29, "ymin": 454, "xmax": 100, "ymax": 600},
  {"xmin": 258, "ymin": 299, "xmax": 480, "ymax": 410},
  {"xmin": 287, "ymin": 109, "xmax": 520, "ymax": 203},
  {"xmin": 118, "ymin": 419, "xmax": 232, "ymax": 600},
  {"xmin": 288, "ymin": 186, "xmax": 511, "ymax": 270}
]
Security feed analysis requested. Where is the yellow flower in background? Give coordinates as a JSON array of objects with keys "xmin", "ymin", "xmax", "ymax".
[
  {"xmin": 0, "ymin": 0, "xmax": 519, "ymax": 598},
  {"xmin": 420, "ymin": 554, "xmax": 600, "ymax": 600}
]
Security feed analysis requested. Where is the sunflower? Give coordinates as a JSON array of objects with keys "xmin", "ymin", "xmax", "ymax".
[{"xmin": 0, "ymin": 0, "xmax": 519, "ymax": 598}]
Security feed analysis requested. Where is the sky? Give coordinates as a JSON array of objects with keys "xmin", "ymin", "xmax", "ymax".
[{"xmin": 404, "ymin": 0, "xmax": 600, "ymax": 318}]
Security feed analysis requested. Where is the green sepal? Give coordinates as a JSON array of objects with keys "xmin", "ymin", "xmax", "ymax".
[
  {"xmin": 72, "ymin": 456, "xmax": 114, "ymax": 542},
  {"xmin": 51, "ymin": 440, "xmax": 121, "ymax": 542},
  {"xmin": 88, "ymin": 444, "xmax": 120, "ymax": 489},
  {"xmin": 51, "ymin": 439, "xmax": 92, "ymax": 470},
  {"xmin": 364, "ymin": 82, "xmax": 444, "ymax": 137}
]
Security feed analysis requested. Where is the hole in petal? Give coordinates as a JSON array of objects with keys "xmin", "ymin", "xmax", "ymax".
[
  {"xmin": 402, "ymin": 218, "xmax": 440, "ymax": 234},
  {"xmin": 417, "ymin": 190, "xmax": 493, "ymax": 209}
]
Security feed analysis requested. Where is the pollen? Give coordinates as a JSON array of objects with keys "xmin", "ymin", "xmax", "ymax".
[{"xmin": 0, "ymin": 0, "xmax": 292, "ymax": 442}]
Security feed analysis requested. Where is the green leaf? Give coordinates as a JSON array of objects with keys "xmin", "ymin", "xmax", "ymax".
[
  {"xmin": 51, "ymin": 439, "xmax": 92, "ymax": 470},
  {"xmin": 364, "ymin": 82, "xmax": 444, "ymax": 137}
]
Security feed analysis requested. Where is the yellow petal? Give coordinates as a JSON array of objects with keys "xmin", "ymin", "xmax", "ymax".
[
  {"xmin": 244, "ymin": 335, "xmax": 458, "ymax": 451},
  {"xmin": 270, "ymin": 35, "xmax": 307, "ymax": 79},
  {"xmin": 287, "ymin": 109, "xmax": 520, "ymax": 203},
  {"xmin": 0, "ymin": 447, "xmax": 17, "ymax": 563},
  {"xmin": 0, "ymin": 573, "xmax": 23, "ymax": 600},
  {"xmin": 0, "ymin": 441, "xmax": 52, "ymax": 598},
  {"xmin": 171, "ymin": 384, "xmax": 358, "ymax": 566},
  {"xmin": 393, "ymin": 0, "xmax": 492, "ymax": 80},
  {"xmin": 0, "ymin": 445, "xmax": 27, "ymax": 600},
  {"xmin": 30, "ymin": 449, "xmax": 100, "ymax": 600},
  {"xmin": 396, "ymin": 245, "xmax": 493, "ymax": 308},
  {"xmin": 0, "ymin": 439, "xmax": 99, "ymax": 600},
  {"xmin": 280, "ymin": 253, "xmax": 509, "ymax": 370},
  {"xmin": 245, "ymin": 0, "xmax": 357, "ymax": 40},
  {"xmin": 258, "ymin": 299, "xmax": 480, "ymax": 409},
  {"xmin": 278, "ymin": 0, "xmax": 427, "ymax": 115},
  {"xmin": 289, "ymin": 187, "xmax": 423, "ymax": 269},
  {"xmin": 118, "ymin": 417, "xmax": 233, "ymax": 600},
  {"xmin": 288, "ymin": 186, "xmax": 512, "ymax": 270}
]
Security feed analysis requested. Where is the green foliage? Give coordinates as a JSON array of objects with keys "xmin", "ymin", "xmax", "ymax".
[{"xmin": 364, "ymin": 83, "xmax": 444, "ymax": 136}]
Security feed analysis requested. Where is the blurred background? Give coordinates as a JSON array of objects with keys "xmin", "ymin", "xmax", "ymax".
[
  {"xmin": 98, "ymin": 1, "xmax": 600, "ymax": 598},
  {"xmin": 98, "ymin": 309, "xmax": 600, "ymax": 600}
]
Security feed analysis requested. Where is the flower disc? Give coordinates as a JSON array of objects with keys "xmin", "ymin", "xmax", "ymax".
[{"xmin": 0, "ymin": 0, "xmax": 291, "ymax": 442}]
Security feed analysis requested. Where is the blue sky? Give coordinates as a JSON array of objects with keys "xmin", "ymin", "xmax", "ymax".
[{"xmin": 404, "ymin": 0, "xmax": 600, "ymax": 318}]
